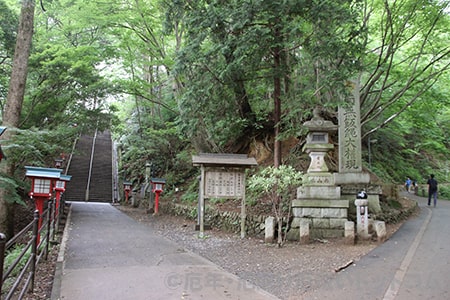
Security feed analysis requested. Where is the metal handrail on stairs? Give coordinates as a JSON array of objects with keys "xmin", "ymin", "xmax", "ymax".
[{"xmin": 85, "ymin": 128, "xmax": 97, "ymax": 201}]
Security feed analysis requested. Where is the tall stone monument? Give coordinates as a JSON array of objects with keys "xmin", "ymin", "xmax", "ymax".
[{"xmin": 335, "ymin": 80, "xmax": 381, "ymax": 213}]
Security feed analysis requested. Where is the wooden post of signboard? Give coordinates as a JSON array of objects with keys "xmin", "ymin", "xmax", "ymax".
[
  {"xmin": 199, "ymin": 165, "xmax": 205, "ymax": 238},
  {"xmin": 241, "ymin": 175, "xmax": 246, "ymax": 238}
]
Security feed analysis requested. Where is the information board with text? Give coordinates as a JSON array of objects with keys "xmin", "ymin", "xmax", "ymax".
[{"xmin": 204, "ymin": 170, "xmax": 245, "ymax": 198}]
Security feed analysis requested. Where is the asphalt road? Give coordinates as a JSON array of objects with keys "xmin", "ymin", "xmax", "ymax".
[
  {"xmin": 52, "ymin": 192, "xmax": 450, "ymax": 300},
  {"xmin": 51, "ymin": 202, "xmax": 279, "ymax": 300},
  {"xmin": 305, "ymin": 192, "xmax": 450, "ymax": 300}
]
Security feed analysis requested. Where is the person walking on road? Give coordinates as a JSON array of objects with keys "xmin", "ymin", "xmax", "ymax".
[
  {"xmin": 427, "ymin": 174, "xmax": 438, "ymax": 207},
  {"xmin": 405, "ymin": 177, "xmax": 412, "ymax": 193}
]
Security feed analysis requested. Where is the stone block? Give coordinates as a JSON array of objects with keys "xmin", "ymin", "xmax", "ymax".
[
  {"xmin": 299, "ymin": 219, "xmax": 310, "ymax": 244},
  {"xmin": 321, "ymin": 208, "xmax": 347, "ymax": 219},
  {"xmin": 292, "ymin": 199, "xmax": 349, "ymax": 208},
  {"xmin": 374, "ymin": 220, "xmax": 387, "ymax": 242},
  {"xmin": 286, "ymin": 228, "xmax": 299, "ymax": 241},
  {"xmin": 368, "ymin": 195, "xmax": 382, "ymax": 213},
  {"xmin": 354, "ymin": 199, "xmax": 368, "ymax": 207},
  {"xmin": 344, "ymin": 221, "xmax": 355, "ymax": 245},
  {"xmin": 316, "ymin": 228, "xmax": 344, "ymax": 238},
  {"xmin": 297, "ymin": 184, "xmax": 340, "ymax": 199},
  {"xmin": 302, "ymin": 207, "xmax": 322, "ymax": 218},
  {"xmin": 329, "ymin": 218, "xmax": 346, "ymax": 229},
  {"xmin": 303, "ymin": 172, "xmax": 335, "ymax": 185},
  {"xmin": 292, "ymin": 207, "xmax": 303, "ymax": 217},
  {"xmin": 264, "ymin": 216, "xmax": 275, "ymax": 243},
  {"xmin": 312, "ymin": 218, "xmax": 330, "ymax": 229},
  {"xmin": 291, "ymin": 217, "xmax": 301, "ymax": 228},
  {"xmin": 334, "ymin": 172, "xmax": 370, "ymax": 185}
]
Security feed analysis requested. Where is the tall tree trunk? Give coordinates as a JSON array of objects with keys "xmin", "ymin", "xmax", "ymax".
[
  {"xmin": 273, "ymin": 43, "xmax": 282, "ymax": 168},
  {"xmin": 0, "ymin": 0, "xmax": 36, "ymax": 238},
  {"xmin": 273, "ymin": 66, "xmax": 282, "ymax": 168}
]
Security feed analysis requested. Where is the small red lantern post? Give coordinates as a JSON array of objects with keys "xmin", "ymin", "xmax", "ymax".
[
  {"xmin": 54, "ymin": 174, "xmax": 71, "ymax": 219},
  {"xmin": 54, "ymin": 158, "xmax": 64, "ymax": 169},
  {"xmin": 123, "ymin": 181, "xmax": 132, "ymax": 204},
  {"xmin": 25, "ymin": 166, "xmax": 61, "ymax": 243},
  {"xmin": 151, "ymin": 178, "xmax": 166, "ymax": 214}
]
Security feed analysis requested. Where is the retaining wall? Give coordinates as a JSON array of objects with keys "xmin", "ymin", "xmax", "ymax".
[{"xmin": 160, "ymin": 202, "xmax": 270, "ymax": 236}]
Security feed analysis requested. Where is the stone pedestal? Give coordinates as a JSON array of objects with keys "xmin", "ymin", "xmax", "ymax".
[
  {"xmin": 291, "ymin": 199, "xmax": 349, "ymax": 239},
  {"xmin": 290, "ymin": 174, "xmax": 349, "ymax": 239}
]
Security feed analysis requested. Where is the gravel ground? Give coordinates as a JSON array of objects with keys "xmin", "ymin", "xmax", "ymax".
[{"xmin": 116, "ymin": 206, "xmax": 407, "ymax": 300}]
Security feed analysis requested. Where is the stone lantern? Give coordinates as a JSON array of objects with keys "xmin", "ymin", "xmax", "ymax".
[
  {"xmin": 290, "ymin": 108, "xmax": 349, "ymax": 241},
  {"xmin": 303, "ymin": 107, "xmax": 337, "ymax": 174}
]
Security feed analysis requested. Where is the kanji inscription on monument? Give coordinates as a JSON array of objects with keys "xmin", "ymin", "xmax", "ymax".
[
  {"xmin": 338, "ymin": 80, "xmax": 363, "ymax": 173},
  {"xmin": 205, "ymin": 171, "xmax": 244, "ymax": 198}
]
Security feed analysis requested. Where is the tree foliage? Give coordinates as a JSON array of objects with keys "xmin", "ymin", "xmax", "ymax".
[
  {"xmin": 174, "ymin": 0, "xmax": 364, "ymax": 160},
  {"xmin": 0, "ymin": 0, "xmax": 18, "ymax": 108},
  {"xmin": 360, "ymin": 0, "xmax": 450, "ymax": 138},
  {"xmin": 0, "ymin": 0, "xmax": 448, "ymax": 237}
]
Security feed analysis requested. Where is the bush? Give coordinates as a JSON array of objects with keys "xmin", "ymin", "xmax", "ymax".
[{"xmin": 247, "ymin": 165, "xmax": 303, "ymax": 246}]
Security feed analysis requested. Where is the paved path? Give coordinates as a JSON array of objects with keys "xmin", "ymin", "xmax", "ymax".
[
  {"xmin": 51, "ymin": 202, "xmax": 279, "ymax": 300},
  {"xmin": 52, "ymin": 193, "xmax": 450, "ymax": 300},
  {"xmin": 304, "ymin": 192, "xmax": 450, "ymax": 300}
]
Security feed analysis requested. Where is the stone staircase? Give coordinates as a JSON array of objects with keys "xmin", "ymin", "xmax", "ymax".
[{"xmin": 64, "ymin": 131, "xmax": 113, "ymax": 202}]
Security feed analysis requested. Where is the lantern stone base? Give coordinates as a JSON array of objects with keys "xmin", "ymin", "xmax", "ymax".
[{"xmin": 289, "ymin": 199, "xmax": 349, "ymax": 240}]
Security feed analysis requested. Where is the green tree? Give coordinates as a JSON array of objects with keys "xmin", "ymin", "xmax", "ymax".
[
  {"xmin": 1, "ymin": 0, "xmax": 36, "ymax": 238},
  {"xmin": 174, "ymin": 0, "xmax": 363, "ymax": 165},
  {"xmin": 0, "ymin": 0, "xmax": 18, "ymax": 109},
  {"xmin": 360, "ymin": 0, "xmax": 450, "ymax": 138}
]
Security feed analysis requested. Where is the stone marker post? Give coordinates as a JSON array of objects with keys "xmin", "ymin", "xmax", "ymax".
[{"xmin": 355, "ymin": 197, "xmax": 369, "ymax": 239}]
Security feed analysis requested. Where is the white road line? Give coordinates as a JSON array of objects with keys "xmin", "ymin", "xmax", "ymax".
[{"xmin": 383, "ymin": 206, "xmax": 432, "ymax": 300}]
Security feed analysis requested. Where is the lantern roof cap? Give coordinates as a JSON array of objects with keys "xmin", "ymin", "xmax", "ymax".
[
  {"xmin": 60, "ymin": 174, "xmax": 72, "ymax": 181},
  {"xmin": 302, "ymin": 107, "xmax": 337, "ymax": 132},
  {"xmin": 25, "ymin": 166, "xmax": 62, "ymax": 179},
  {"xmin": 192, "ymin": 153, "xmax": 257, "ymax": 167},
  {"xmin": 151, "ymin": 178, "xmax": 166, "ymax": 184}
]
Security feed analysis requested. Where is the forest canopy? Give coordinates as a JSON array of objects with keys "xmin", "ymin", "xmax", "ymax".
[{"xmin": 1, "ymin": 0, "xmax": 449, "ymax": 186}]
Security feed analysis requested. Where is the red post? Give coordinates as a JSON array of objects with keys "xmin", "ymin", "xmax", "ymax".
[
  {"xmin": 34, "ymin": 197, "xmax": 46, "ymax": 244},
  {"xmin": 124, "ymin": 189, "xmax": 130, "ymax": 203},
  {"xmin": 154, "ymin": 191, "xmax": 161, "ymax": 214},
  {"xmin": 55, "ymin": 190, "xmax": 62, "ymax": 219}
]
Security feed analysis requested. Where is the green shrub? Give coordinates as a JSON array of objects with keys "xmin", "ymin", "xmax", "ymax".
[{"xmin": 439, "ymin": 184, "xmax": 450, "ymax": 200}]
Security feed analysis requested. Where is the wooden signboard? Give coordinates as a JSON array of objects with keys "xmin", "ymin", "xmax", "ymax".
[{"xmin": 192, "ymin": 154, "xmax": 257, "ymax": 238}]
